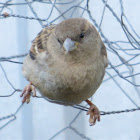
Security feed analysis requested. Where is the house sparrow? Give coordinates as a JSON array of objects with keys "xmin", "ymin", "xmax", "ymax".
[{"xmin": 21, "ymin": 18, "xmax": 108, "ymax": 126}]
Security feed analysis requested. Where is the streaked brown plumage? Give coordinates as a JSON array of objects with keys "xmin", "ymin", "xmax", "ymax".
[{"xmin": 21, "ymin": 18, "xmax": 108, "ymax": 125}]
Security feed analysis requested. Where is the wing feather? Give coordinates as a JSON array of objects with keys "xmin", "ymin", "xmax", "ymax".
[
  {"xmin": 101, "ymin": 42, "xmax": 108, "ymax": 68},
  {"xmin": 29, "ymin": 25, "xmax": 55, "ymax": 60}
]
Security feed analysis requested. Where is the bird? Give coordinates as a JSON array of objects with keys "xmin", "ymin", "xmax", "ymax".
[{"xmin": 21, "ymin": 18, "xmax": 108, "ymax": 126}]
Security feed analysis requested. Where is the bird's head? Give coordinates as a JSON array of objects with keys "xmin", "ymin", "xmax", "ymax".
[{"xmin": 54, "ymin": 18, "xmax": 101, "ymax": 55}]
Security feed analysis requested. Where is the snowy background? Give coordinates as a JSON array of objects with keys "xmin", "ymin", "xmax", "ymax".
[{"xmin": 0, "ymin": 0, "xmax": 140, "ymax": 140}]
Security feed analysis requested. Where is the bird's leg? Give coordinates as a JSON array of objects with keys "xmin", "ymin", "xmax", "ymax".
[
  {"xmin": 85, "ymin": 99, "xmax": 100, "ymax": 126},
  {"xmin": 20, "ymin": 82, "xmax": 36, "ymax": 104}
]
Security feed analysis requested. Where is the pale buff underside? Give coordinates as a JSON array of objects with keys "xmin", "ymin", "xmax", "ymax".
[{"xmin": 22, "ymin": 52, "xmax": 105, "ymax": 105}]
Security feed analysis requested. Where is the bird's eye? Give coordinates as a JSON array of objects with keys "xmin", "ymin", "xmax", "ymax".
[
  {"xmin": 58, "ymin": 39, "xmax": 61, "ymax": 44},
  {"xmin": 80, "ymin": 33, "xmax": 84, "ymax": 38}
]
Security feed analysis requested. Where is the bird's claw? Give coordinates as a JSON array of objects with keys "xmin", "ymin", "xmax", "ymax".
[
  {"xmin": 20, "ymin": 82, "xmax": 36, "ymax": 104},
  {"xmin": 87, "ymin": 104, "xmax": 100, "ymax": 126}
]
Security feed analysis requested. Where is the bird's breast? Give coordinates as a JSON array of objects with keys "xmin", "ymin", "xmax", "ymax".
[
  {"xmin": 23, "ymin": 55, "xmax": 105, "ymax": 104},
  {"xmin": 42, "ymin": 59, "xmax": 105, "ymax": 104}
]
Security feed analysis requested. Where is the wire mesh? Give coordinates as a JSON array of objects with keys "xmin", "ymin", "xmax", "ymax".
[{"xmin": 0, "ymin": 0, "xmax": 140, "ymax": 139}]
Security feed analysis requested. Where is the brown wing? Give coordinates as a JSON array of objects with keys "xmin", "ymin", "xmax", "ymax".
[
  {"xmin": 29, "ymin": 25, "xmax": 55, "ymax": 60},
  {"xmin": 101, "ymin": 42, "xmax": 108, "ymax": 68}
]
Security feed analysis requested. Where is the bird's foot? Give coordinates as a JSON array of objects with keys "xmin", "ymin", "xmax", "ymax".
[
  {"xmin": 20, "ymin": 82, "xmax": 36, "ymax": 104},
  {"xmin": 86, "ymin": 100, "xmax": 100, "ymax": 126}
]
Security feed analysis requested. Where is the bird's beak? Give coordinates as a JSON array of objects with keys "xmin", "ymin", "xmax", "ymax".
[{"xmin": 63, "ymin": 38, "xmax": 78, "ymax": 53}]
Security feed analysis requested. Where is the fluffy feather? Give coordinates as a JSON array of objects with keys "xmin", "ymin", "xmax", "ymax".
[{"xmin": 22, "ymin": 18, "xmax": 108, "ymax": 105}]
